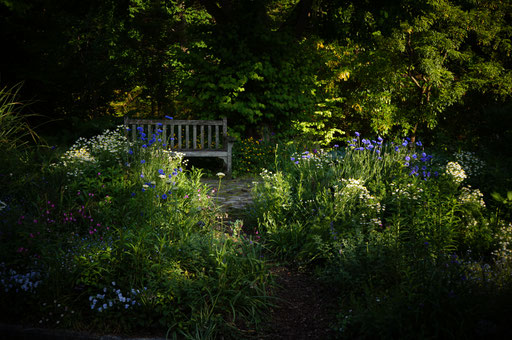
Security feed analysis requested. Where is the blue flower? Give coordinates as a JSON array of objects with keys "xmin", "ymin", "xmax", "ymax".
[
  {"xmin": 402, "ymin": 140, "xmax": 408, "ymax": 147},
  {"xmin": 394, "ymin": 146, "xmax": 399, "ymax": 152},
  {"xmin": 165, "ymin": 115, "xmax": 173, "ymax": 120},
  {"xmin": 376, "ymin": 149, "xmax": 381, "ymax": 154},
  {"xmin": 131, "ymin": 193, "xmax": 136, "ymax": 197},
  {"xmin": 128, "ymin": 149, "xmax": 133, "ymax": 155},
  {"xmin": 405, "ymin": 156, "xmax": 411, "ymax": 161},
  {"xmin": 158, "ymin": 169, "xmax": 165, "ymax": 175},
  {"xmin": 141, "ymin": 160, "xmax": 145, "ymax": 164},
  {"xmin": 416, "ymin": 141, "xmax": 422, "ymax": 146},
  {"xmin": 291, "ymin": 157, "xmax": 295, "ymax": 161},
  {"xmin": 404, "ymin": 162, "xmax": 410, "ymax": 166},
  {"xmin": 412, "ymin": 154, "xmax": 417, "ymax": 159},
  {"xmin": 334, "ymin": 144, "xmax": 339, "ymax": 148},
  {"xmin": 355, "ymin": 132, "xmax": 360, "ymax": 137},
  {"xmin": 142, "ymin": 144, "xmax": 147, "ymax": 148},
  {"xmin": 137, "ymin": 127, "xmax": 143, "ymax": 132},
  {"xmin": 157, "ymin": 129, "xmax": 163, "ymax": 133},
  {"xmin": 157, "ymin": 122, "xmax": 163, "ymax": 126},
  {"xmin": 140, "ymin": 173, "xmax": 144, "ymax": 178},
  {"xmin": 161, "ymin": 194, "xmax": 167, "ymax": 200},
  {"xmin": 295, "ymin": 161, "xmax": 299, "ymax": 164}
]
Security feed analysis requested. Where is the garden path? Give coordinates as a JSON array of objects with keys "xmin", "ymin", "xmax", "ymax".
[
  {"xmin": 200, "ymin": 176, "xmax": 258, "ymax": 221},
  {"xmin": 201, "ymin": 176, "xmax": 340, "ymax": 339}
]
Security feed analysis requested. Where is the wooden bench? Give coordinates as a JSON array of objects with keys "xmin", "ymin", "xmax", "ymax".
[{"xmin": 124, "ymin": 117, "xmax": 234, "ymax": 177}]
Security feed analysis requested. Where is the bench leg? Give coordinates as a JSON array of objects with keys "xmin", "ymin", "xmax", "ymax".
[{"xmin": 222, "ymin": 157, "xmax": 232, "ymax": 179}]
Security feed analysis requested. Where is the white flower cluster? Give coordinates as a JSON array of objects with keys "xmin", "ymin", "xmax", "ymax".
[
  {"xmin": 445, "ymin": 161, "xmax": 467, "ymax": 183},
  {"xmin": 389, "ymin": 182, "xmax": 423, "ymax": 201},
  {"xmin": 492, "ymin": 222, "xmax": 512, "ymax": 262},
  {"xmin": 459, "ymin": 185, "xmax": 486, "ymax": 208},
  {"xmin": 89, "ymin": 126, "xmax": 130, "ymax": 158},
  {"xmin": 89, "ymin": 282, "xmax": 145, "ymax": 312},
  {"xmin": 454, "ymin": 151, "xmax": 485, "ymax": 179},
  {"xmin": 59, "ymin": 126, "xmax": 130, "ymax": 177},
  {"xmin": 0, "ymin": 265, "xmax": 42, "ymax": 293},
  {"xmin": 336, "ymin": 178, "xmax": 382, "ymax": 221},
  {"xmin": 290, "ymin": 150, "xmax": 332, "ymax": 169},
  {"xmin": 259, "ymin": 169, "xmax": 275, "ymax": 181}
]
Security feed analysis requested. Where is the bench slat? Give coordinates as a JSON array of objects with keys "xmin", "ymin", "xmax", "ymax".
[
  {"xmin": 200, "ymin": 125, "xmax": 204, "ymax": 149},
  {"xmin": 193, "ymin": 125, "xmax": 197, "ymax": 149},
  {"xmin": 215, "ymin": 125, "xmax": 219, "ymax": 149},
  {"xmin": 208, "ymin": 126, "xmax": 212, "ymax": 149},
  {"xmin": 185, "ymin": 125, "xmax": 189, "ymax": 149},
  {"xmin": 178, "ymin": 125, "xmax": 182, "ymax": 149},
  {"xmin": 125, "ymin": 119, "xmax": 223, "ymax": 126}
]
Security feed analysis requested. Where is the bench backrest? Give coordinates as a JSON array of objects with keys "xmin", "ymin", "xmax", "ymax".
[{"xmin": 124, "ymin": 117, "xmax": 228, "ymax": 150}]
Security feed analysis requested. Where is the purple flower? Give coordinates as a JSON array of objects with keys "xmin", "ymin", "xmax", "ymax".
[
  {"xmin": 402, "ymin": 140, "xmax": 408, "ymax": 147},
  {"xmin": 334, "ymin": 144, "xmax": 339, "ymax": 148},
  {"xmin": 405, "ymin": 156, "xmax": 411, "ymax": 161},
  {"xmin": 165, "ymin": 115, "xmax": 173, "ymax": 120}
]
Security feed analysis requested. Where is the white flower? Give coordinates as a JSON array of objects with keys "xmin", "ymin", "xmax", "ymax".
[
  {"xmin": 445, "ymin": 161, "xmax": 467, "ymax": 183},
  {"xmin": 216, "ymin": 172, "xmax": 225, "ymax": 178}
]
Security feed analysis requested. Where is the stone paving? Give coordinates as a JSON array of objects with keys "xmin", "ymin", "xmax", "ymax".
[{"xmin": 200, "ymin": 176, "xmax": 259, "ymax": 220}]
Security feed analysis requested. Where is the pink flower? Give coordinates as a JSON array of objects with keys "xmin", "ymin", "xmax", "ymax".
[{"xmin": 184, "ymin": 195, "xmax": 189, "ymax": 199}]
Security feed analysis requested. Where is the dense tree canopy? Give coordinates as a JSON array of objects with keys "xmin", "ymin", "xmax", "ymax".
[{"xmin": 0, "ymin": 0, "xmax": 510, "ymax": 143}]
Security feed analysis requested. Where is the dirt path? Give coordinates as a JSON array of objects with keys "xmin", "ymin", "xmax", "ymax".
[{"xmin": 201, "ymin": 177, "xmax": 340, "ymax": 339}]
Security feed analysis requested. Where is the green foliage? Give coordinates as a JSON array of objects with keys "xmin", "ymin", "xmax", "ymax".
[
  {"xmin": 232, "ymin": 137, "xmax": 276, "ymax": 176},
  {"xmin": 251, "ymin": 132, "xmax": 511, "ymax": 337},
  {"xmin": 0, "ymin": 126, "xmax": 273, "ymax": 337}
]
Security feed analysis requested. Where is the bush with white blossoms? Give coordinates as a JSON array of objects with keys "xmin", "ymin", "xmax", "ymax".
[
  {"xmin": 454, "ymin": 151, "xmax": 485, "ymax": 179},
  {"xmin": 459, "ymin": 185, "xmax": 486, "ymax": 208},
  {"xmin": 333, "ymin": 178, "xmax": 382, "ymax": 227},
  {"xmin": 445, "ymin": 161, "xmax": 467, "ymax": 183},
  {"xmin": 58, "ymin": 125, "xmax": 130, "ymax": 177}
]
